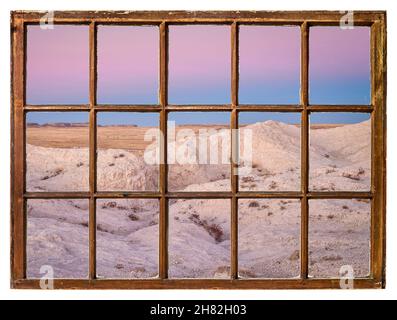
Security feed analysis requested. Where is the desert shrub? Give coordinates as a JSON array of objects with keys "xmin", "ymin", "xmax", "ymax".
[
  {"xmin": 269, "ymin": 181, "xmax": 277, "ymax": 190},
  {"xmin": 128, "ymin": 213, "xmax": 139, "ymax": 221},
  {"xmin": 101, "ymin": 201, "xmax": 117, "ymax": 209},
  {"xmin": 241, "ymin": 176, "xmax": 255, "ymax": 183},
  {"xmin": 41, "ymin": 168, "xmax": 63, "ymax": 180},
  {"xmin": 248, "ymin": 201, "xmax": 260, "ymax": 208},
  {"xmin": 342, "ymin": 205, "xmax": 349, "ymax": 210},
  {"xmin": 113, "ymin": 153, "xmax": 125, "ymax": 159},
  {"xmin": 207, "ymin": 224, "xmax": 224, "ymax": 243},
  {"xmin": 189, "ymin": 213, "xmax": 224, "ymax": 243},
  {"xmin": 327, "ymin": 214, "xmax": 335, "ymax": 219},
  {"xmin": 342, "ymin": 172, "xmax": 361, "ymax": 181},
  {"xmin": 322, "ymin": 255, "xmax": 343, "ymax": 262},
  {"xmin": 96, "ymin": 224, "xmax": 107, "ymax": 232}
]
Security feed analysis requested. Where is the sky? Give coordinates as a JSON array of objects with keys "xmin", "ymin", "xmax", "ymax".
[
  {"xmin": 27, "ymin": 111, "xmax": 370, "ymax": 126},
  {"xmin": 239, "ymin": 26, "xmax": 300, "ymax": 104},
  {"xmin": 97, "ymin": 26, "xmax": 159, "ymax": 104},
  {"xmin": 26, "ymin": 25, "xmax": 89, "ymax": 105},
  {"xmin": 168, "ymin": 25, "xmax": 231, "ymax": 104},
  {"xmin": 97, "ymin": 112, "xmax": 159, "ymax": 126},
  {"xmin": 168, "ymin": 112, "xmax": 230, "ymax": 125},
  {"xmin": 26, "ymin": 25, "xmax": 371, "ymax": 124},
  {"xmin": 309, "ymin": 27, "xmax": 371, "ymax": 105}
]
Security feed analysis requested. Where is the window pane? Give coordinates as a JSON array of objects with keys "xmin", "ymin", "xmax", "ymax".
[
  {"xmin": 238, "ymin": 112, "xmax": 301, "ymax": 191},
  {"xmin": 26, "ymin": 25, "xmax": 89, "ymax": 104},
  {"xmin": 27, "ymin": 199, "xmax": 89, "ymax": 278},
  {"xmin": 96, "ymin": 199, "xmax": 159, "ymax": 278},
  {"xmin": 169, "ymin": 199, "xmax": 231, "ymax": 278},
  {"xmin": 97, "ymin": 26, "xmax": 159, "ymax": 104},
  {"xmin": 309, "ymin": 27, "xmax": 370, "ymax": 105},
  {"xmin": 168, "ymin": 25, "xmax": 231, "ymax": 104},
  {"xmin": 238, "ymin": 199, "xmax": 300, "ymax": 278},
  {"xmin": 309, "ymin": 113, "xmax": 371, "ymax": 191},
  {"xmin": 309, "ymin": 199, "xmax": 370, "ymax": 278},
  {"xmin": 97, "ymin": 112, "xmax": 159, "ymax": 191},
  {"xmin": 26, "ymin": 112, "xmax": 89, "ymax": 192},
  {"xmin": 239, "ymin": 26, "xmax": 300, "ymax": 104},
  {"xmin": 167, "ymin": 112, "xmax": 230, "ymax": 191}
]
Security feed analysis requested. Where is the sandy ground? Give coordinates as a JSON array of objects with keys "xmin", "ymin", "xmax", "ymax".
[{"xmin": 26, "ymin": 120, "xmax": 371, "ymax": 279}]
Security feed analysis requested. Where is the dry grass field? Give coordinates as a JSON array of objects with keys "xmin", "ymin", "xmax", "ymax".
[
  {"xmin": 26, "ymin": 124, "xmax": 230, "ymax": 151},
  {"xmin": 26, "ymin": 123, "xmax": 344, "ymax": 150}
]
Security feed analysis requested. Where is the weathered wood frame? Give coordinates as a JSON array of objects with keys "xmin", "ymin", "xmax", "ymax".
[{"xmin": 11, "ymin": 11, "xmax": 386, "ymax": 289}]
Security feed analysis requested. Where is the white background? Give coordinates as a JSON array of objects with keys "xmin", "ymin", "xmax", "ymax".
[{"xmin": 0, "ymin": 0, "xmax": 395, "ymax": 300}]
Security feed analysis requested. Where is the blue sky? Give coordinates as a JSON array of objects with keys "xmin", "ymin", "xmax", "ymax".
[{"xmin": 27, "ymin": 111, "xmax": 370, "ymax": 126}]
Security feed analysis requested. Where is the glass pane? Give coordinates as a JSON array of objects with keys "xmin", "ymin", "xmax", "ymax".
[
  {"xmin": 239, "ymin": 26, "xmax": 300, "ymax": 104},
  {"xmin": 26, "ymin": 25, "xmax": 89, "ymax": 105},
  {"xmin": 97, "ymin": 112, "xmax": 159, "ymax": 191},
  {"xmin": 168, "ymin": 25, "xmax": 231, "ymax": 104},
  {"xmin": 309, "ymin": 27, "xmax": 370, "ymax": 105},
  {"xmin": 96, "ymin": 199, "xmax": 159, "ymax": 278},
  {"xmin": 238, "ymin": 112, "xmax": 301, "ymax": 191},
  {"xmin": 238, "ymin": 199, "xmax": 300, "ymax": 278},
  {"xmin": 169, "ymin": 199, "xmax": 231, "ymax": 278},
  {"xmin": 309, "ymin": 199, "xmax": 371, "ymax": 278},
  {"xmin": 97, "ymin": 26, "xmax": 159, "ymax": 104},
  {"xmin": 167, "ymin": 112, "xmax": 230, "ymax": 191},
  {"xmin": 26, "ymin": 112, "xmax": 89, "ymax": 192},
  {"xmin": 27, "ymin": 199, "xmax": 89, "ymax": 278},
  {"xmin": 309, "ymin": 113, "xmax": 371, "ymax": 191}
]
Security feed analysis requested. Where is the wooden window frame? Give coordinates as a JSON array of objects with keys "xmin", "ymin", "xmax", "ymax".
[{"xmin": 10, "ymin": 10, "xmax": 386, "ymax": 289}]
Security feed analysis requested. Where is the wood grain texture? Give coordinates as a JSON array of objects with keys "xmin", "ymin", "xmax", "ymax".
[
  {"xmin": 300, "ymin": 22, "xmax": 309, "ymax": 280},
  {"xmin": 12, "ymin": 278, "xmax": 383, "ymax": 290},
  {"xmin": 371, "ymin": 17, "xmax": 387, "ymax": 287},
  {"xmin": 11, "ymin": 16, "xmax": 26, "ymax": 281},
  {"xmin": 159, "ymin": 22, "xmax": 168, "ymax": 279}
]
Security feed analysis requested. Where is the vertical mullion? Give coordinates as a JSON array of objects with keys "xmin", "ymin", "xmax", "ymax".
[
  {"xmin": 88, "ymin": 21, "xmax": 97, "ymax": 280},
  {"xmin": 300, "ymin": 22, "xmax": 309, "ymax": 280},
  {"xmin": 159, "ymin": 22, "xmax": 168, "ymax": 279},
  {"xmin": 12, "ymin": 17, "xmax": 26, "ymax": 280},
  {"xmin": 371, "ymin": 19, "xmax": 386, "ymax": 285},
  {"xmin": 230, "ymin": 22, "xmax": 238, "ymax": 279}
]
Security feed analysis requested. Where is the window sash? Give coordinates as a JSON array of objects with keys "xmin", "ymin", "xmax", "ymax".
[{"xmin": 10, "ymin": 10, "xmax": 386, "ymax": 289}]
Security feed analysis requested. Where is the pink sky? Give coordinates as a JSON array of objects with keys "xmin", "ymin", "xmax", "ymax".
[
  {"xmin": 310, "ymin": 27, "xmax": 370, "ymax": 78},
  {"xmin": 26, "ymin": 24, "xmax": 369, "ymax": 106},
  {"xmin": 309, "ymin": 27, "xmax": 370, "ymax": 104},
  {"xmin": 168, "ymin": 25, "xmax": 231, "ymax": 104},
  {"xmin": 97, "ymin": 26, "xmax": 159, "ymax": 104},
  {"xmin": 26, "ymin": 25, "xmax": 89, "ymax": 104},
  {"xmin": 239, "ymin": 26, "xmax": 300, "ymax": 104}
]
